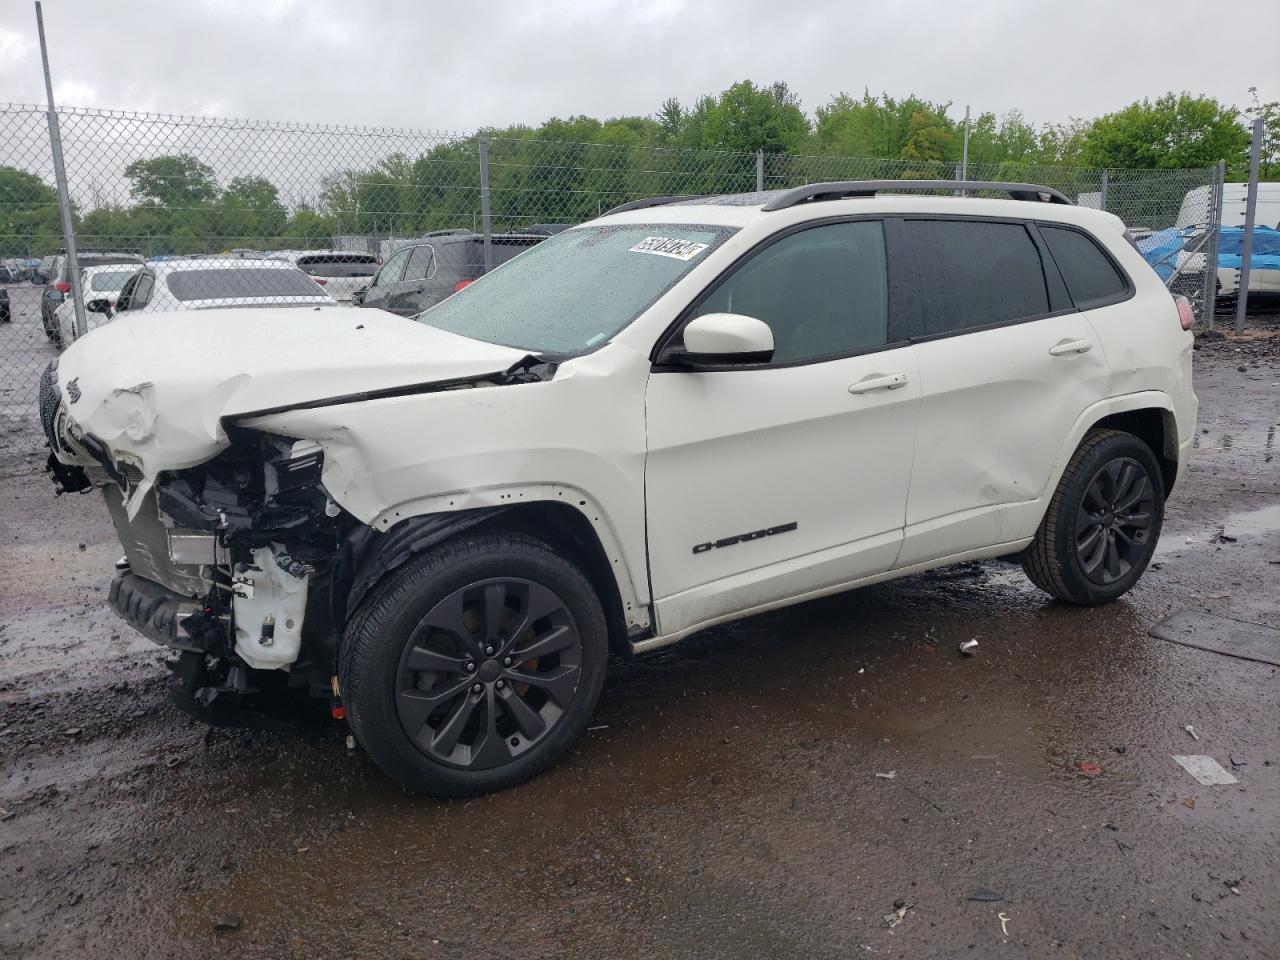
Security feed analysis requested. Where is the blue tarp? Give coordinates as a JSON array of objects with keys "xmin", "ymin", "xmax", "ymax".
[{"xmin": 1136, "ymin": 225, "xmax": 1280, "ymax": 280}]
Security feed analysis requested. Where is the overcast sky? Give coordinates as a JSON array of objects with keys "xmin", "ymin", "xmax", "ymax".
[{"xmin": 1, "ymin": 0, "xmax": 1276, "ymax": 133}]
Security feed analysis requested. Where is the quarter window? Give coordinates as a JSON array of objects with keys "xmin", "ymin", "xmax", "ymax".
[
  {"xmin": 403, "ymin": 245, "xmax": 435, "ymax": 282},
  {"xmin": 691, "ymin": 220, "xmax": 887, "ymax": 364},
  {"xmin": 890, "ymin": 219, "xmax": 1050, "ymax": 339},
  {"xmin": 1040, "ymin": 225, "xmax": 1129, "ymax": 306},
  {"xmin": 374, "ymin": 248, "xmax": 411, "ymax": 287}
]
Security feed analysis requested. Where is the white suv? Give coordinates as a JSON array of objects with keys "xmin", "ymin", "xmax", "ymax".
[{"xmin": 42, "ymin": 180, "xmax": 1197, "ymax": 796}]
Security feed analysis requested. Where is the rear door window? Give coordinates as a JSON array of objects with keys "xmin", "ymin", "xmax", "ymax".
[
  {"xmin": 889, "ymin": 219, "xmax": 1050, "ymax": 340},
  {"xmin": 1039, "ymin": 225, "xmax": 1130, "ymax": 307},
  {"xmin": 402, "ymin": 245, "xmax": 435, "ymax": 283}
]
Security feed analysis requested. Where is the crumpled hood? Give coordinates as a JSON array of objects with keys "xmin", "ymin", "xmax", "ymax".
[{"xmin": 55, "ymin": 305, "xmax": 530, "ymax": 482}]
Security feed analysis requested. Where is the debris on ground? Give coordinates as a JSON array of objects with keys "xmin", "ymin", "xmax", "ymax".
[
  {"xmin": 874, "ymin": 771, "xmax": 897, "ymax": 780},
  {"xmin": 212, "ymin": 917, "xmax": 242, "ymax": 932},
  {"xmin": 959, "ymin": 639, "xmax": 979, "ymax": 656},
  {"xmin": 1171, "ymin": 755, "xmax": 1239, "ymax": 785},
  {"xmin": 968, "ymin": 887, "xmax": 1004, "ymax": 902},
  {"xmin": 1184, "ymin": 724, "xmax": 1200, "ymax": 741},
  {"xmin": 1077, "ymin": 761, "xmax": 1102, "ymax": 777},
  {"xmin": 883, "ymin": 900, "xmax": 913, "ymax": 928},
  {"xmin": 998, "ymin": 912, "xmax": 1011, "ymax": 937},
  {"xmin": 1230, "ymin": 755, "xmax": 1247, "ymax": 767},
  {"xmin": 345, "ymin": 735, "xmax": 355, "ymax": 750},
  {"xmin": 1210, "ymin": 527, "xmax": 1238, "ymax": 544}
]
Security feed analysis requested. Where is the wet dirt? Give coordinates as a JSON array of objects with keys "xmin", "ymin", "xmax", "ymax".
[{"xmin": 1, "ymin": 325, "xmax": 1277, "ymax": 960}]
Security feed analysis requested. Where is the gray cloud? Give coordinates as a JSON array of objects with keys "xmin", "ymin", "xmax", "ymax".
[{"xmin": 2, "ymin": 0, "xmax": 1276, "ymax": 132}]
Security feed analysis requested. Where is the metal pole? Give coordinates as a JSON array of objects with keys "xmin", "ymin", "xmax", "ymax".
[
  {"xmin": 1235, "ymin": 117, "xmax": 1263, "ymax": 334},
  {"xmin": 961, "ymin": 105, "xmax": 970, "ymax": 182},
  {"xmin": 756, "ymin": 149, "xmax": 764, "ymax": 192},
  {"xmin": 1099, "ymin": 169, "xmax": 1108, "ymax": 212},
  {"xmin": 478, "ymin": 134, "xmax": 493, "ymax": 272},
  {"xmin": 1202, "ymin": 161, "xmax": 1224, "ymax": 331},
  {"xmin": 35, "ymin": 2, "xmax": 86, "ymax": 340}
]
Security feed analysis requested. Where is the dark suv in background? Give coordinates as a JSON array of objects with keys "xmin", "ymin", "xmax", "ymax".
[
  {"xmin": 40, "ymin": 250, "xmax": 146, "ymax": 340},
  {"xmin": 359, "ymin": 229, "xmax": 551, "ymax": 316}
]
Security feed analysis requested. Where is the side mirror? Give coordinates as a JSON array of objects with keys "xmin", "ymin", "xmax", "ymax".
[
  {"xmin": 31, "ymin": 274, "xmax": 46, "ymax": 286},
  {"xmin": 86, "ymin": 298, "xmax": 113, "ymax": 316},
  {"xmin": 667, "ymin": 312, "xmax": 774, "ymax": 367},
  {"xmin": 351, "ymin": 287, "xmax": 366, "ymax": 306}
]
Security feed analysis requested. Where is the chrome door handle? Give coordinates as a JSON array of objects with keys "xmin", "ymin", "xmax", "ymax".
[
  {"xmin": 1048, "ymin": 339, "xmax": 1093, "ymax": 356},
  {"xmin": 848, "ymin": 373, "xmax": 908, "ymax": 394}
]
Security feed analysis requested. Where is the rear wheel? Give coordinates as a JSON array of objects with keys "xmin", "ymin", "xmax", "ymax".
[
  {"xmin": 1023, "ymin": 429, "xmax": 1165, "ymax": 605},
  {"xmin": 339, "ymin": 531, "xmax": 608, "ymax": 796}
]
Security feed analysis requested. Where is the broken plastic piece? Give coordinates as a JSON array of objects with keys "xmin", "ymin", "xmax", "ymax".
[
  {"xmin": 1077, "ymin": 761, "xmax": 1102, "ymax": 777},
  {"xmin": 1184, "ymin": 724, "xmax": 1200, "ymax": 741},
  {"xmin": 959, "ymin": 639, "xmax": 979, "ymax": 655},
  {"xmin": 1171, "ymin": 755, "xmax": 1238, "ymax": 785},
  {"xmin": 875, "ymin": 771, "xmax": 897, "ymax": 780}
]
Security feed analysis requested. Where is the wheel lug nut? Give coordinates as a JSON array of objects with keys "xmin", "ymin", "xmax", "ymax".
[
  {"xmin": 465, "ymin": 661, "xmax": 476, "ymax": 672},
  {"xmin": 495, "ymin": 679, "xmax": 505, "ymax": 689},
  {"xmin": 484, "ymin": 646, "xmax": 495, "ymax": 656},
  {"xmin": 471, "ymin": 683, "xmax": 482, "ymax": 693},
  {"xmin": 502, "ymin": 656, "xmax": 512, "ymax": 666}
]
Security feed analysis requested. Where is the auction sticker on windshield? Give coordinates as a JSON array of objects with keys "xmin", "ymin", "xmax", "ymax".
[{"xmin": 628, "ymin": 236, "xmax": 710, "ymax": 261}]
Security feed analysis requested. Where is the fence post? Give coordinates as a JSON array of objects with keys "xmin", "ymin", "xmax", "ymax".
[
  {"xmin": 1202, "ymin": 161, "xmax": 1224, "ymax": 330},
  {"xmin": 35, "ymin": 2, "xmax": 86, "ymax": 340},
  {"xmin": 1235, "ymin": 117, "xmax": 1263, "ymax": 334},
  {"xmin": 478, "ymin": 133, "xmax": 493, "ymax": 272},
  {"xmin": 1099, "ymin": 169, "xmax": 1108, "ymax": 212},
  {"xmin": 960, "ymin": 105, "xmax": 970, "ymax": 181},
  {"xmin": 756, "ymin": 149, "xmax": 764, "ymax": 192}
]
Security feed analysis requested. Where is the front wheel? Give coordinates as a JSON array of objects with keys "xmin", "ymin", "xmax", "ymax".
[
  {"xmin": 1023, "ymin": 429, "xmax": 1165, "ymax": 605},
  {"xmin": 339, "ymin": 531, "xmax": 608, "ymax": 796}
]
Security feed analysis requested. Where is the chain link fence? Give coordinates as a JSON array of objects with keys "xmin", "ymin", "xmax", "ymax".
[{"xmin": 1, "ymin": 102, "xmax": 1224, "ymax": 457}]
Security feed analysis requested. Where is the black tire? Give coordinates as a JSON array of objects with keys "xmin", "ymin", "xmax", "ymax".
[
  {"xmin": 339, "ymin": 531, "xmax": 608, "ymax": 796},
  {"xmin": 1023, "ymin": 429, "xmax": 1165, "ymax": 605}
]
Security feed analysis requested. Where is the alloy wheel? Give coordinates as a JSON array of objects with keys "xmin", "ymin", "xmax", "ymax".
[{"xmin": 1074, "ymin": 457, "xmax": 1156, "ymax": 586}]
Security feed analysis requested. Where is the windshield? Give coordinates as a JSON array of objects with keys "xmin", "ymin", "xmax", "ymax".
[
  {"xmin": 87, "ymin": 269, "xmax": 139, "ymax": 292},
  {"xmin": 418, "ymin": 223, "xmax": 734, "ymax": 354}
]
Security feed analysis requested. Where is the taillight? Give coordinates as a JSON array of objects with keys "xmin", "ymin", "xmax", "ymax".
[
  {"xmin": 54, "ymin": 281, "xmax": 71, "ymax": 294},
  {"xmin": 313, "ymin": 277, "xmax": 327, "ymax": 286},
  {"xmin": 1173, "ymin": 294, "xmax": 1195, "ymax": 331},
  {"xmin": 454, "ymin": 279, "xmax": 474, "ymax": 293}
]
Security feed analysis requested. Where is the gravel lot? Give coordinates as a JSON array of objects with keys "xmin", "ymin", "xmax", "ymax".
[{"xmin": 1, "ymin": 281, "xmax": 1278, "ymax": 959}]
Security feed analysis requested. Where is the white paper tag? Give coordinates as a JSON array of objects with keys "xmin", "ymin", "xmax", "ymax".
[
  {"xmin": 628, "ymin": 236, "xmax": 709, "ymax": 261},
  {"xmin": 1171, "ymin": 755, "xmax": 1239, "ymax": 785}
]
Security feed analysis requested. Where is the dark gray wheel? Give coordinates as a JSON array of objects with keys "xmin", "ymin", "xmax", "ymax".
[
  {"xmin": 394, "ymin": 577, "xmax": 584, "ymax": 770},
  {"xmin": 340, "ymin": 531, "xmax": 607, "ymax": 796},
  {"xmin": 1074, "ymin": 457, "xmax": 1157, "ymax": 586},
  {"xmin": 1023, "ymin": 429, "xmax": 1165, "ymax": 605}
]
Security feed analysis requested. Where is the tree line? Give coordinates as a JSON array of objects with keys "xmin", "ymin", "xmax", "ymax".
[{"xmin": 1, "ymin": 82, "xmax": 1274, "ymax": 257}]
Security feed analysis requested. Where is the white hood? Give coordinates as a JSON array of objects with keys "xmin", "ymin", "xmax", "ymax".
[{"xmin": 55, "ymin": 306, "xmax": 529, "ymax": 490}]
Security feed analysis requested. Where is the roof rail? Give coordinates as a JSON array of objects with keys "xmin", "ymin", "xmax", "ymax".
[
  {"xmin": 603, "ymin": 195, "xmax": 700, "ymax": 215},
  {"xmin": 760, "ymin": 180, "xmax": 1072, "ymax": 212}
]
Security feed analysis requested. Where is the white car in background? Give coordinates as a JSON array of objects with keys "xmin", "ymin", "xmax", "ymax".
[
  {"xmin": 54, "ymin": 263, "xmax": 143, "ymax": 348},
  {"xmin": 101, "ymin": 257, "xmax": 336, "ymax": 320},
  {"xmin": 265, "ymin": 250, "xmax": 379, "ymax": 304}
]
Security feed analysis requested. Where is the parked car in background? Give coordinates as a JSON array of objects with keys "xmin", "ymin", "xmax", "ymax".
[
  {"xmin": 359, "ymin": 230, "xmax": 547, "ymax": 316},
  {"xmin": 44, "ymin": 180, "xmax": 1196, "ymax": 796},
  {"xmin": 52, "ymin": 263, "xmax": 144, "ymax": 348},
  {"xmin": 102, "ymin": 258, "xmax": 336, "ymax": 318},
  {"xmin": 0, "ymin": 266, "xmax": 18, "ymax": 284},
  {"xmin": 0, "ymin": 284, "xmax": 8, "ymax": 324},
  {"xmin": 34, "ymin": 254, "xmax": 56, "ymax": 284},
  {"xmin": 40, "ymin": 250, "xmax": 145, "ymax": 340},
  {"xmin": 266, "ymin": 250, "xmax": 379, "ymax": 304}
]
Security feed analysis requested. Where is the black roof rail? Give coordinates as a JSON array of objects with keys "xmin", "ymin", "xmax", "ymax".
[
  {"xmin": 760, "ymin": 180, "xmax": 1072, "ymax": 211},
  {"xmin": 603, "ymin": 195, "xmax": 700, "ymax": 215}
]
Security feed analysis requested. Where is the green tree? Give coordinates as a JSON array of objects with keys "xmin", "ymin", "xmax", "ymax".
[
  {"xmin": 813, "ymin": 92, "xmax": 956, "ymax": 161},
  {"xmin": 1080, "ymin": 93, "xmax": 1249, "ymax": 170},
  {"xmin": 0, "ymin": 166, "xmax": 62, "ymax": 256},
  {"xmin": 683, "ymin": 80, "xmax": 811, "ymax": 154},
  {"xmin": 124, "ymin": 154, "xmax": 218, "ymax": 207},
  {"xmin": 1244, "ymin": 86, "xmax": 1280, "ymax": 181},
  {"xmin": 219, "ymin": 176, "xmax": 288, "ymax": 246}
]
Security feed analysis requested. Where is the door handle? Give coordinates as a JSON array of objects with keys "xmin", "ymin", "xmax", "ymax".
[
  {"xmin": 1048, "ymin": 338, "xmax": 1093, "ymax": 356},
  {"xmin": 848, "ymin": 373, "xmax": 908, "ymax": 394}
]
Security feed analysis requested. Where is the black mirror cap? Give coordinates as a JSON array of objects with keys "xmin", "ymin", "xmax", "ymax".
[
  {"xmin": 662, "ymin": 346, "xmax": 774, "ymax": 369},
  {"xmin": 86, "ymin": 298, "xmax": 113, "ymax": 314}
]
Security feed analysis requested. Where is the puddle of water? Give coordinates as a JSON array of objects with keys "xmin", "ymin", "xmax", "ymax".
[{"xmin": 1156, "ymin": 500, "xmax": 1280, "ymax": 557}]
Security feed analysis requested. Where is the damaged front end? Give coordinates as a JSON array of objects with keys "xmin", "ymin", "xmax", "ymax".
[{"xmin": 44, "ymin": 360, "xmax": 351, "ymax": 709}]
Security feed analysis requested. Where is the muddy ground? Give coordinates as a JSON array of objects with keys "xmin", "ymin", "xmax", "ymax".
[{"xmin": 1, "ymin": 286, "xmax": 1278, "ymax": 959}]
